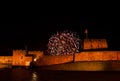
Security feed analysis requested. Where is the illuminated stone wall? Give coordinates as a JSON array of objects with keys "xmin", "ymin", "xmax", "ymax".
[
  {"xmin": 84, "ymin": 39, "xmax": 108, "ymax": 49},
  {"xmin": 0, "ymin": 56, "xmax": 12, "ymax": 64},
  {"xmin": 28, "ymin": 51, "xmax": 43, "ymax": 57},
  {"xmin": 12, "ymin": 50, "xmax": 32, "ymax": 66},
  {"xmin": 1, "ymin": 50, "xmax": 120, "ymax": 67},
  {"xmin": 12, "ymin": 50, "xmax": 43, "ymax": 66},
  {"xmin": 28, "ymin": 51, "xmax": 43, "ymax": 60},
  {"xmin": 35, "ymin": 51, "xmax": 120, "ymax": 66},
  {"xmin": 75, "ymin": 51, "xmax": 120, "ymax": 61}
]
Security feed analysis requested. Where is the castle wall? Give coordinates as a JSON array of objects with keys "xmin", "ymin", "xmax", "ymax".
[
  {"xmin": 84, "ymin": 39, "xmax": 108, "ymax": 49},
  {"xmin": 0, "ymin": 56, "xmax": 12, "ymax": 68},
  {"xmin": 12, "ymin": 50, "xmax": 43, "ymax": 66},
  {"xmin": 12, "ymin": 50, "xmax": 32, "ymax": 66},
  {"xmin": 0, "ymin": 56, "xmax": 12, "ymax": 64},
  {"xmin": 75, "ymin": 51, "xmax": 120, "ymax": 61},
  {"xmin": 35, "ymin": 51, "xmax": 120, "ymax": 66},
  {"xmin": 1, "ymin": 50, "xmax": 120, "ymax": 67},
  {"xmin": 28, "ymin": 51, "xmax": 43, "ymax": 61},
  {"xmin": 35, "ymin": 55, "xmax": 73, "ymax": 66}
]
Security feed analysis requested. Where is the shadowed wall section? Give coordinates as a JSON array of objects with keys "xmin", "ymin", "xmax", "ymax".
[{"xmin": 35, "ymin": 55, "xmax": 73, "ymax": 66}]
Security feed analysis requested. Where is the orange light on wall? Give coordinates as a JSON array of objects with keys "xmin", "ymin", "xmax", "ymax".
[{"xmin": 83, "ymin": 39, "xmax": 108, "ymax": 50}]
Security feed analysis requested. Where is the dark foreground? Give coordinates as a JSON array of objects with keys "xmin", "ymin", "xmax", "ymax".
[{"xmin": 1, "ymin": 68, "xmax": 120, "ymax": 81}]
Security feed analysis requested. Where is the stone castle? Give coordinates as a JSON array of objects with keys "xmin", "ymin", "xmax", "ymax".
[{"xmin": 0, "ymin": 29, "xmax": 120, "ymax": 68}]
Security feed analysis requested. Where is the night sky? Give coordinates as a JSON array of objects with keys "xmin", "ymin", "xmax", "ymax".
[{"xmin": 0, "ymin": 16, "xmax": 120, "ymax": 55}]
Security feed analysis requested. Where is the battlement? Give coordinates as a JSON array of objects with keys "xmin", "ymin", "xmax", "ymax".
[{"xmin": 83, "ymin": 39, "xmax": 108, "ymax": 50}]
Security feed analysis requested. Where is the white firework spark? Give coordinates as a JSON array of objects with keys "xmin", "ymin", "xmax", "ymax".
[{"xmin": 47, "ymin": 30, "xmax": 81, "ymax": 55}]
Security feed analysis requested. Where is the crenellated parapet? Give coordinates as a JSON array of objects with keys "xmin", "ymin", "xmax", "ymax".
[{"xmin": 83, "ymin": 39, "xmax": 108, "ymax": 50}]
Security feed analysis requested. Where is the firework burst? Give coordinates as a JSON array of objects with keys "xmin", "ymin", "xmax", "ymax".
[{"xmin": 47, "ymin": 30, "xmax": 81, "ymax": 55}]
